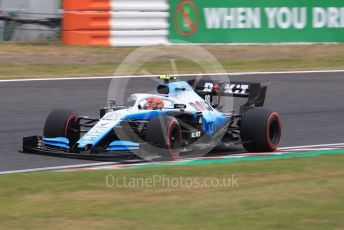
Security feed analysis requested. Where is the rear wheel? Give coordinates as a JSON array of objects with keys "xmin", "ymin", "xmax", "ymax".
[
  {"xmin": 43, "ymin": 109, "xmax": 80, "ymax": 147},
  {"xmin": 240, "ymin": 108, "xmax": 281, "ymax": 152},
  {"xmin": 145, "ymin": 116, "xmax": 182, "ymax": 161}
]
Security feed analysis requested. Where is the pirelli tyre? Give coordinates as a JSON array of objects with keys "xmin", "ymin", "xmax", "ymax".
[
  {"xmin": 43, "ymin": 109, "xmax": 80, "ymax": 147},
  {"xmin": 240, "ymin": 108, "xmax": 281, "ymax": 152},
  {"xmin": 145, "ymin": 116, "xmax": 182, "ymax": 161}
]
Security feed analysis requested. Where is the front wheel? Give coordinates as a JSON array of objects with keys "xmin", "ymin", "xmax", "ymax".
[
  {"xmin": 145, "ymin": 116, "xmax": 182, "ymax": 161},
  {"xmin": 43, "ymin": 109, "xmax": 80, "ymax": 147},
  {"xmin": 240, "ymin": 108, "xmax": 281, "ymax": 152}
]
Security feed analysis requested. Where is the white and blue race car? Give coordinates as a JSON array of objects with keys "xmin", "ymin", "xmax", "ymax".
[{"xmin": 22, "ymin": 76, "xmax": 281, "ymax": 161}]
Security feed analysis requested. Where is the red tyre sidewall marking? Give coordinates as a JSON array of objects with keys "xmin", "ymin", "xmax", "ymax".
[
  {"xmin": 266, "ymin": 112, "xmax": 281, "ymax": 151},
  {"xmin": 167, "ymin": 119, "xmax": 182, "ymax": 160},
  {"xmin": 64, "ymin": 113, "xmax": 77, "ymax": 138}
]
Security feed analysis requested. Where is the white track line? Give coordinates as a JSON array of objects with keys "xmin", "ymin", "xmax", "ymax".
[
  {"xmin": 1, "ymin": 142, "xmax": 344, "ymax": 175},
  {"xmin": 0, "ymin": 162, "xmax": 117, "ymax": 175},
  {"xmin": 278, "ymin": 143, "xmax": 344, "ymax": 150},
  {"xmin": 1, "ymin": 69, "xmax": 344, "ymax": 82}
]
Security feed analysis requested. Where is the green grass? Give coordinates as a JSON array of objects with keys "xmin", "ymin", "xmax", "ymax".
[
  {"xmin": 0, "ymin": 154, "xmax": 343, "ymax": 230},
  {"xmin": 1, "ymin": 42, "xmax": 344, "ymax": 79},
  {"xmin": 0, "ymin": 62, "xmax": 119, "ymax": 78},
  {"xmin": 1, "ymin": 58, "xmax": 343, "ymax": 79}
]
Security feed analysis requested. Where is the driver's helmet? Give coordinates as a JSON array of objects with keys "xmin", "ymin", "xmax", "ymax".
[{"xmin": 144, "ymin": 98, "xmax": 164, "ymax": 110}]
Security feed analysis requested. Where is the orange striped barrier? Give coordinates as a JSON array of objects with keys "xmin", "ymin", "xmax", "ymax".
[
  {"xmin": 63, "ymin": 0, "xmax": 111, "ymax": 11},
  {"xmin": 63, "ymin": 31, "xmax": 110, "ymax": 46},
  {"xmin": 63, "ymin": 12, "xmax": 111, "ymax": 31},
  {"xmin": 63, "ymin": 0, "xmax": 112, "ymax": 45},
  {"xmin": 62, "ymin": 0, "xmax": 169, "ymax": 46}
]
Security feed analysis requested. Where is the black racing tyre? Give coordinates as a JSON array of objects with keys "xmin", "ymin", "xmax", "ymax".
[
  {"xmin": 240, "ymin": 107, "xmax": 281, "ymax": 152},
  {"xmin": 43, "ymin": 109, "xmax": 79, "ymax": 146},
  {"xmin": 145, "ymin": 116, "xmax": 182, "ymax": 161}
]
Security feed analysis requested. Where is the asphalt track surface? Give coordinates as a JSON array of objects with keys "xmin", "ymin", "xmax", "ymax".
[{"xmin": 1, "ymin": 71, "xmax": 344, "ymax": 172}]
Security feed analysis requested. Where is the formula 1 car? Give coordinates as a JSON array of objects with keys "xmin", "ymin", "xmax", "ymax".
[{"xmin": 22, "ymin": 75, "xmax": 281, "ymax": 161}]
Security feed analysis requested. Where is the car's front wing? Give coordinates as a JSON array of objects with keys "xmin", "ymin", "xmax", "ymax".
[{"xmin": 21, "ymin": 136, "xmax": 143, "ymax": 162}]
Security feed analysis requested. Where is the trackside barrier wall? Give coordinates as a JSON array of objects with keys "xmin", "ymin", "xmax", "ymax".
[
  {"xmin": 63, "ymin": 0, "xmax": 344, "ymax": 46},
  {"xmin": 63, "ymin": 0, "xmax": 169, "ymax": 46}
]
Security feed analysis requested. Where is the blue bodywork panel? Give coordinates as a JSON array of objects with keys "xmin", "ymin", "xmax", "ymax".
[
  {"xmin": 43, "ymin": 137, "xmax": 69, "ymax": 149},
  {"xmin": 106, "ymin": 140, "xmax": 140, "ymax": 151},
  {"xmin": 160, "ymin": 81, "xmax": 229, "ymax": 135}
]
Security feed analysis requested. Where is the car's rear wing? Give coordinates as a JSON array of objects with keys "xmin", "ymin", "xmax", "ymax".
[{"xmin": 188, "ymin": 79, "xmax": 267, "ymax": 113}]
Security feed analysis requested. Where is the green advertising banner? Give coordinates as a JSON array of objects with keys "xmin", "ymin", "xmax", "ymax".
[{"xmin": 169, "ymin": 0, "xmax": 344, "ymax": 43}]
